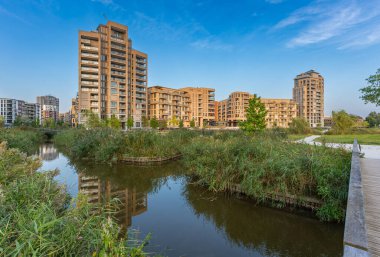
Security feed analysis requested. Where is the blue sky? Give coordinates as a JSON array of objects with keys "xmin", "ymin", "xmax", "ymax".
[{"xmin": 0, "ymin": 0, "xmax": 380, "ymax": 116}]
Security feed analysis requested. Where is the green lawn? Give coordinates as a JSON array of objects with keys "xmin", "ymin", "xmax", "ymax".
[
  {"xmin": 288, "ymin": 134, "xmax": 310, "ymax": 141},
  {"xmin": 315, "ymin": 134, "xmax": 380, "ymax": 145}
]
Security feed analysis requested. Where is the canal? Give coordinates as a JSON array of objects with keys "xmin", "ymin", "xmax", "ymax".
[{"xmin": 39, "ymin": 143, "xmax": 344, "ymax": 257}]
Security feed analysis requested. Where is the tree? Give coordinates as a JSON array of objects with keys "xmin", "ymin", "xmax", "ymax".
[
  {"xmin": 107, "ymin": 115, "xmax": 120, "ymax": 129},
  {"xmin": 289, "ymin": 118, "xmax": 311, "ymax": 134},
  {"xmin": 366, "ymin": 112, "xmax": 380, "ymax": 127},
  {"xmin": 158, "ymin": 119, "xmax": 167, "ymax": 130},
  {"xmin": 0, "ymin": 116, "xmax": 4, "ymax": 127},
  {"xmin": 150, "ymin": 117, "xmax": 159, "ymax": 129},
  {"xmin": 202, "ymin": 119, "xmax": 208, "ymax": 128},
  {"xmin": 331, "ymin": 110, "xmax": 354, "ymax": 134},
  {"xmin": 239, "ymin": 95, "xmax": 267, "ymax": 132},
  {"xmin": 127, "ymin": 116, "xmax": 134, "ymax": 130},
  {"xmin": 179, "ymin": 119, "xmax": 184, "ymax": 128},
  {"xmin": 360, "ymin": 68, "xmax": 380, "ymax": 106},
  {"xmin": 142, "ymin": 116, "xmax": 149, "ymax": 128},
  {"xmin": 190, "ymin": 119, "xmax": 195, "ymax": 128},
  {"xmin": 169, "ymin": 116, "xmax": 179, "ymax": 127},
  {"xmin": 85, "ymin": 111, "xmax": 104, "ymax": 128}
]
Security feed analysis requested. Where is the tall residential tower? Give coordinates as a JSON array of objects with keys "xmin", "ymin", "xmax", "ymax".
[
  {"xmin": 78, "ymin": 21, "xmax": 148, "ymax": 128},
  {"xmin": 293, "ymin": 70, "xmax": 324, "ymax": 127}
]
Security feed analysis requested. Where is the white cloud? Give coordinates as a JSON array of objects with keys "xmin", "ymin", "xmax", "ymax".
[{"xmin": 273, "ymin": 0, "xmax": 380, "ymax": 49}]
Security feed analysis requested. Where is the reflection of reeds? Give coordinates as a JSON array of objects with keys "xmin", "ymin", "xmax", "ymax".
[
  {"xmin": 182, "ymin": 134, "xmax": 351, "ymax": 222},
  {"xmin": 0, "ymin": 142, "xmax": 149, "ymax": 256}
]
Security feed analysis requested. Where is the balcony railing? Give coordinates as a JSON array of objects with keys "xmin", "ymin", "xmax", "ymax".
[
  {"xmin": 81, "ymin": 53, "xmax": 98, "ymax": 59},
  {"xmin": 81, "ymin": 60, "xmax": 98, "ymax": 65},
  {"xmin": 81, "ymin": 45, "xmax": 98, "ymax": 51},
  {"xmin": 111, "ymin": 51, "xmax": 126, "ymax": 57},
  {"xmin": 81, "ymin": 74, "xmax": 98, "ymax": 79},
  {"xmin": 111, "ymin": 57, "xmax": 125, "ymax": 64}
]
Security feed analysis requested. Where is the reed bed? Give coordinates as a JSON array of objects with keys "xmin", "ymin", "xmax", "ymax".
[
  {"xmin": 0, "ymin": 128, "xmax": 43, "ymax": 154},
  {"xmin": 0, "ymin": 142, "xmax": 148, "ymax": 256},
  {"xmin": 181, "ymin": 134, "xmax": 351, "ymax": 222}
]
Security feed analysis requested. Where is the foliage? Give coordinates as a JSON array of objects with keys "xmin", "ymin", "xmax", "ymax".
[
  {"xmin": 190, "ymin": 119, "xmax": 195, "ymax": 128},
  {"xmin": 179, "ymin": 119, "xmax": 184, "ymax": 128},
  {"xmin": 84, "ymin": 111, "xmax": 105, "ymax": 128},
  {"xmin": 54, "ymin": 128, "xmax": 198, "ymax": 161},
  {"xmin": 127, "ymin": 117, "xmax": 134, "ymax": 129},
  {"xmin": 158, "ymin": 120, "xmax": 167, "ymax": 130},
  {"xmin": 366, "ymin": 112, "xmax": 380, "ymax": 127},
  {"xmin": 315, "ymin": 134, "xmax": 380, "ymax": 145},
  {"xmin": 239, "ymin": 95, "xmax": 267, "ymax": 132},
  {"xmin": 182, "ymin": 134, "xmax": 351, "ymax": 222},
  {"xmin": 0, "ymin": 128, "xmax": 43, "ymax": 154},
  {"xmin": 169, "ymin": 116, "xmax": 179, "ymax": 127},
  {"xmin": 107, "ymin": 115, "xmax": 121, "ymax": 129},
  {"xmin": 150, "ymin": 117, "xmax": 159, "ymax": 129},
  {"xmin": 0, "ymin": 142, "xmax": 148, "ymax": 256},
  {"xmin": 288, "ymin": 118, "xmax": 312, "ymax": 134},
  {"xmin": 142, "ymin": 116, "xmax": 149, "ymax": 128},
  {"xmin": 330, "ymin": 110, "xmax": 355, "ymax": 134},
  {"xmin": 360, "ymin": 68, "xmax": 380, "ymax": 106},
  {"xmin": 0, "ymin": 116, "xmax": 4, "ymax": 127}
]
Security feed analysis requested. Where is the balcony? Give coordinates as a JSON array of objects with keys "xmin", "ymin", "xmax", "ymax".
[
  {"xmin": 81, "ymin": 45, "xmax": 98, "ymax": 52},
  {"xmin": 136, "ymin": 87, "xmax": 146, "ymax": 92},
  {"xmin": 111, "ymin": 57, "xmax": 125, "ymax": 64},
  {"xmin": 111, "ymin": 70, "xmax": 126, "ymax": 77},
  {"xmin": 110, "ymin": 43, "xmax": 126, "ymax": 51},
  {"xmin": 136, "ymin": 81, "xmax": 146, "ymax": 86},
  {"xmin": 81, "ymin": 81, "xmax": 98, "ymax": 86},
  {"xmin": 111, "ymin": 64, "xmax": 125, "ymax": 70},
  {"xmin": 111, "ymin": 35, "xmax": 124, "ymax": 43},
  {"xmin": 111, "ymin": 50, "xmax": 126, "ymax": 57},
  {"xmin": 136, "ymin": 75, "xmax": 146, "ymax": 81},
  {"xmin": 81, "ymin": 60, "xmax": 98, "ymax": 66},
  {"xmin": 136, "ymin": 64, "xmax": 146, "ymax": 69},
  {"xmin": 136, "ymin": 69, "xmax": 146, "ymax": 75},
  {"xmin": 81, "ymin": 74, "xmax": 98, "ymax": 80},
  {"xmin": 81, "ymin": 53, "xmax": 98, "ymax": 60},
  {"xmin": 81, "ymin": 67, "xmax": 99, "ymax": 73}
]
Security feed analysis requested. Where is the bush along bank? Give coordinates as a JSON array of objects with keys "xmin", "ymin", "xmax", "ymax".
[
  {"xmin": 0, "ymin": 142, "xmax": 149, "ymax": 256},
  {"xmin": 0, "ymin": 128, "xmax": 44, "ymax": 154},
  {"xmin": 54, "ymin": 128, "xmax": 198, "ymax": 163},
  {"xmin": 181, "ymin": 135, "xmax": 351, "ymax": 222}
]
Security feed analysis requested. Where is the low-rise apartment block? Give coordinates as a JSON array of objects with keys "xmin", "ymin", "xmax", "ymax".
[
  {"xmin": 0, "ymin": 98, "xmax": 41, "ymax": 126},
  {"xmin": 148, "ymin": 86, "xmax": 191, "ymax": 126},
  {"xmin": 180, "ymin": 87, "xmax": 215, "ymax": 127},
  {"xmin": 261, "ymin": 98, "xmax": 298, "ymax": 128},
  {"xmin": 214, "ymin": 92, "xmax": 297, "ymax": 128}
]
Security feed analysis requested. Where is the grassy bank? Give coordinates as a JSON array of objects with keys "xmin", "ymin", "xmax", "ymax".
[
  {"xmin": 0, "ymin": 128, "xmax": 43, "ymax": 154},
  {"xmin": 287, "ymin": 134, "xmax": 311, "ymax": 141},
  {"xmin": 182, "ymin": 134, "xmax": 351, "ymax": 222},
  {"xmin": 0, "ymin": 142, "xmax": 148, "ymax": 256},
  {"xmin": 315, "ymin": 134, "xmax": 380, "ymax": 145},
  {"xmin": 54, "ymin": 128, "xmax": 197, "ymax": 162}
]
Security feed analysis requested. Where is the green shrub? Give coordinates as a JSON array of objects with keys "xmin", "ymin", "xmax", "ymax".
[
  {"xmin": 0, "ymin": 128, "xmax": 43, "ymax": 154},
  {"xmin": 0, "ymin": 142, "xmax": 148, "ymax": 256},
  {"xmin": 182, "ymin": 135, "xmax": 351, "ymax": 222}
]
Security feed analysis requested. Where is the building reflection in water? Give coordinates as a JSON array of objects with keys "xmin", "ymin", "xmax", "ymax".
[
  {"xmin": 78, "ymin": 174, "xmax": 147, "ymax": 231},
  {"xmin": 39, "ymin": 144, "xmax": 59, "ymax": 161}
]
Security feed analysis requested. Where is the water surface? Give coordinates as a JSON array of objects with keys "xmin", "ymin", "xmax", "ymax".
[{"xmin": 39, "ymin": 143, "xmax": 344, "ymax": 257}]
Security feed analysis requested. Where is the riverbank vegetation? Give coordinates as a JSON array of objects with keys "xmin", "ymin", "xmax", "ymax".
[
  {"xmin": 0, "ymin": 128, "xmax": 43, "ymax": 154},
  {"xmin": 315, "ymin": 134, "xmax": 380, "ymax": 145},
  {"xmin": 54, "ymin": 128, "xmax": 197, "ymax": 162},
  {"xmin": 0, "ymin": 142, "xmax": 148, "ymax": 256},
  {"xmin": 181, "ymin": 134, "xmax": 351, "ymax": 222}
]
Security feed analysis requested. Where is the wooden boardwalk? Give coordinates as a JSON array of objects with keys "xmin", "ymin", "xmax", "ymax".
[{"xmin": 361, "ymin": 158, "xmax": 380, "ymax": 257}]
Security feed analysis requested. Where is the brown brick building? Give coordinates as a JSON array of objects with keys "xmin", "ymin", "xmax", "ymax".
[{"xmin": 78, "ymin": 21, "xmax": 148, "ymax": 128}]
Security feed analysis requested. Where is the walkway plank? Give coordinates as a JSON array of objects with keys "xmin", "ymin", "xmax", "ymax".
[{"xmin": 361, "ymin": 158, "xmax": 380, "ymax": 257}]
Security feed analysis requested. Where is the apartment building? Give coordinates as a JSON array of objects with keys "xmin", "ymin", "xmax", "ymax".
[
  {"xmin": 70, "ymin": 96, "xmax": 79, "ymax": 127},
  {"xmin": 293, "ymin": 70, "xmax": 324, "ymax": 127},
  {"xmin": 214, "ymin": 92, "xmax": 297, "ymax": 128},
  {"xmin": 37, "ymin": 95, "xmax": 59, "ymax": 122},
  {"xmin": 0, "ymin": 98, "xmax": 41, "ymax": 126},
  {"xmin": 261, "ymin": 98, "xmax": 298, "ymax": 128},
  {"xmin": 78, "ymin": 21, "xmax": 148, "ymax": 129},
  {"xmin": 180, "ymin": 87, "xmax": 215, "ymax": 127},
  {"xmin": 148, "ymin": 86, "xmax": 191, "ymax": 126}
]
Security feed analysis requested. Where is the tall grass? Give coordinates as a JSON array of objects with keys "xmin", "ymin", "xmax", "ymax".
[
  {"xmin": 54, "ymin": 128, "xmax": 198, "ymax": 162},
  {"xmin": 182, "ymin": 134, "xmax": 351, "ymax": 222},
  {"xmin": 0, "ymin": 142, "xmax": 148, "ymax": 256},
  {"xmin": 0, "ymin": 128, "xmax": 43, "ymax": 154}
]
